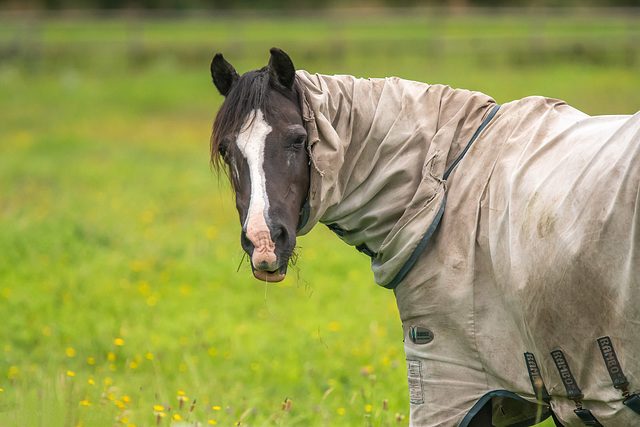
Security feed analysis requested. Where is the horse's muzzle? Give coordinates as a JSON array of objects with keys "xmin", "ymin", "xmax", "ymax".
[
  {"xmin": 252, "ymin": 268, "xmax": 286, "ymax": 282},
  {"xmin": 252, "ymin": 258, "xmax": 287, "ymax": 282},
  {"xmin": 242, "ymin": 226, "xmax": 291, "ymax": 283}
]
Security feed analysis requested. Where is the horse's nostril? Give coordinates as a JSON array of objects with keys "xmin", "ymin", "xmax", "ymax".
[
  {"xmin": 241, "ymin": 231, "xmax": 254, "ymax": 252},
  {"xmin": 272, "ymin": 225, "xmax": 289, "ymax": 244},
  {"xmin": 255, "ymin": 260, "xmax": 278, "ymax": 272}
]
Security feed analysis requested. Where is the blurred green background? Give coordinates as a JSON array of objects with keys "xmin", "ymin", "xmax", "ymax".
[{"xmin": 1, "ymin": 3, "xmax": 639, "ymax": 426}]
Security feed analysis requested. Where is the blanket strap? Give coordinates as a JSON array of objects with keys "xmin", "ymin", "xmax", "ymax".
[
  {"xmin": 596, "ymin": 336, "xmax": 640, "ymax": 416},
  {"xmin": 523, "ymin": 352, "xmax": 551, "ymax": 403},
  {"xmin": 550, "ymin": 349, "xmax": 604, "ymax": 427}
]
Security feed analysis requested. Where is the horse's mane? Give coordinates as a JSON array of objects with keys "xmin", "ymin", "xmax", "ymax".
[{"xmin": 210, "ymin": 66, "xmax": 302, "ymax": 180}]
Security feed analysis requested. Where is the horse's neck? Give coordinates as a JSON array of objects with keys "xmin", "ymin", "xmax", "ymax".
[
  {"xmin": 315, "ymin": 74, "xmax": 494, "ymax": 192},
  {"xmin": 306, "ymin": 72, "xmax": 492, "ymax": 224},
  {"xmin": 298, "ymin": 71, "xmax": 496, "ymax": 286}
]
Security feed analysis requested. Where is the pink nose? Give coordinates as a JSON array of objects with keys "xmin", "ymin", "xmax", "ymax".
[
  {"xmin": 246, "ymin": 230, "xmax": 285, "ymax": 281},
  {"xmin": 251, "ymin": 245, "xmax": 277, "ymax": 269}
]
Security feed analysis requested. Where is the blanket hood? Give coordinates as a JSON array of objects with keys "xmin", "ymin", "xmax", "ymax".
[{"xmin": 295, "ymin": 70, "xmax": 497, "ymax": 288}]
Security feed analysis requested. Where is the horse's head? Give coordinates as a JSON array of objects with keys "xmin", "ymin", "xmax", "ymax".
[{"xmin": 210, "ymin": 48, "xmax": 310, "ymax": 283}]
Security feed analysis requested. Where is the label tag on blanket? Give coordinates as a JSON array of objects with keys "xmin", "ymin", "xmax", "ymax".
[
  {"xmin": 409, "ymin": 326, "xmax": 434, "ymax": 345},
  {"xmin": 550, "ymin": 349, "xmax": 583, "ymax": 401},
  {"xmin": 407, "ymin": 359, "xmax": 424, "ymax": 404}
]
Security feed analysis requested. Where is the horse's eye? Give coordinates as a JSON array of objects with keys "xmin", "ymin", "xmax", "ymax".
[{"xmin": 291, "ymin": 134, "xmax": 306, "ymax": 150}]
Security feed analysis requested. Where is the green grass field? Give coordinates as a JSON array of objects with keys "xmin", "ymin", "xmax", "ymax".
[{"xmin": 1, "ymin": 9, "xmax": 639, "ymax": 426}]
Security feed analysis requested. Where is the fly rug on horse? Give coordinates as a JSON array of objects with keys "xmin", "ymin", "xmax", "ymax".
[{"xmin": 209, "ymin": 48, "xmax": 640, "ymax": 427}]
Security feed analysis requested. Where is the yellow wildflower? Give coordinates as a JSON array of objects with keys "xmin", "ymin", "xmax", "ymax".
[
  {"xmin": 337, "ymin": 408, "xmax": 346, "ymax": 415},
  {"xmin": 66, "ymin": 348, "xmax": 76, "ymax": 357},
  {"xmin": 361, "ymin": 365, "xmax": 374, "ymax": 374},
  {"xmin": 365, "ymin": 404, "xmax": 373, "ymax": 412},
  {"xmin": 7, "ymin": 366, "xmax": 19, "ymax": 379},
  {"xmin": 114, "ymin": 338, "xmax": 124, "ymax": 346},
  {"xmin": 153, "ymin": 405, "xmax": 164, "ymax": 412},
  {"xmin": 67, "ymin": 371, "xmax": 75, "ymax": 377}
]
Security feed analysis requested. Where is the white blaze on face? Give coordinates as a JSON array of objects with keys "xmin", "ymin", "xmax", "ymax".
[{"xmin": 237, "ymin": 109, "xmax": 277, "ymax": 269}]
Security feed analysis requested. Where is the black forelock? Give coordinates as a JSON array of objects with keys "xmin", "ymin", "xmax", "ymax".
[{"xmin": 210, "ymin": 66, "xmax": 302, "ymax": 173}]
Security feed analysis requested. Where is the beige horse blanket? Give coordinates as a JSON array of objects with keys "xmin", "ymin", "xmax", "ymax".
[{"xmin": 295, "ymin": 70, "xmax": 640, "ymax": 426}]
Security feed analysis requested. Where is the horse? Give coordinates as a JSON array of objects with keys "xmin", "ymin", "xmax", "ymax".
[{"xmin": 209, "ymin": 47, "xmax": 640, "ymax": 427}]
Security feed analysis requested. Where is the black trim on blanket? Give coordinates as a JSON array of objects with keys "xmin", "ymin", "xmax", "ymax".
[
  {"xmin": 573, "ymin": 409, "xmax": 604, "ymax": 426},
  {"xmin": 383, "ymin": 196, "xmax": 446, "ymax": 289},
  {"xmin": 443, "ymin": 104, "xmax": 501, "ymax": 181},
  {"xmin": 458, "ymin": 389, "xmax": 552, "ymax": 427},
  {"xmin": 297, "ymin": 197, "xmax": 311, "ymax": 232},
  {"xmin": 384, "ymin": 104, "xmax": 501, "ymax": 290},
  {"xmin": 625, "ymin": 394, "xmax": 640, "ymax": 415}
]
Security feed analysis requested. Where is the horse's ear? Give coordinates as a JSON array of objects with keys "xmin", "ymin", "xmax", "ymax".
[
  {"xmin": 268, "ymin": 47, "xmax": 296, "ymax": 90},
  {"xmin": 211, "ymin": 53, "xmax": 239, "ymax": 97}
]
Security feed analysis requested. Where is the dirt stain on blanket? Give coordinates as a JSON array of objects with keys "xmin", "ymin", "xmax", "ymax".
[{"xmin": 536, "ymin": 211, "xmax": 557, "ymax": 238}]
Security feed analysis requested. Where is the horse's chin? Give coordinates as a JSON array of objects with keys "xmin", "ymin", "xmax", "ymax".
[{"xmin": 253, "ymin": 269, "xmax": 286, "ymax": 282}]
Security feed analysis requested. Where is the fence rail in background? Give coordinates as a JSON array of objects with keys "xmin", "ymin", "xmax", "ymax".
[{"xmin": 1, "ymin": 8, "xmax": 638, "ymax": 75}]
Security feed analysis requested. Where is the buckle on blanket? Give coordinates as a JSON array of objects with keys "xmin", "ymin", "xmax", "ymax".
[
  {"xmin": 551, "ymin": 349, "xmax": 605, "ymax": 426},
  {"xmin": 623, "ymin": 393, "xmax": 640, "ymax": 414},
  {"xmin": 597, "ymin": 336, "xmax": 640, "ymax": 416},
  {"xmin": 571, "ymin": 395, "xmax": 603, "ymax": 427},
  {"xmin": 573, "ymin": 407, "xmax": 604, "ymax": 426}
]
